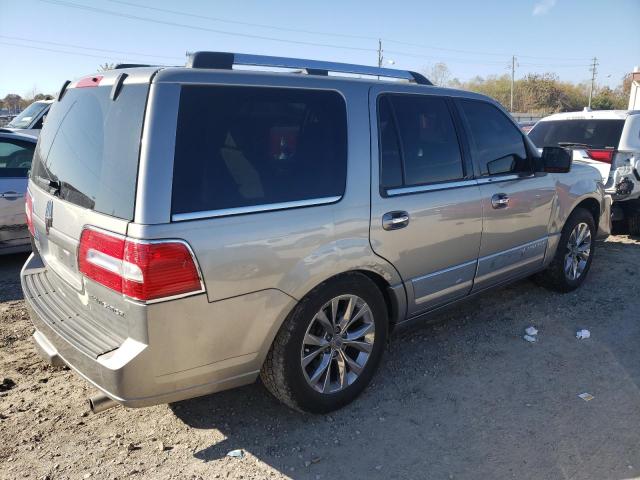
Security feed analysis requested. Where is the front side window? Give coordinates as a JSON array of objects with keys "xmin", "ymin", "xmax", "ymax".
[
  {"xmin": 378, "ymin": 94, "xmax": 464, "ymax": 191},
  {"xmin": 458, "ymin": 100, "xmax": 529, "ymax": 176},
  {"xmin": 172, "ymin": 86, "xmax": 347, "ymax": 215},
  {"xmin": 0, "ymin": 139, "xmax": 35, "ymax": 178}
]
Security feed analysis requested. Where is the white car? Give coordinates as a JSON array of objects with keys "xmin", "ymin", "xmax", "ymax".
[
  {"xmin": 2, "ymin": 100, "xmax": 53, "ymax": 135},
  {"xmin": 529, "ymin": 109, "xmax": 640, "ymax": 233}
]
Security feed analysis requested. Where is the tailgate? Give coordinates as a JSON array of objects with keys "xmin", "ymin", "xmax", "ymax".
[{"xmin": 29, "ymin": 75, "xmax": 149, "ymax": 289}]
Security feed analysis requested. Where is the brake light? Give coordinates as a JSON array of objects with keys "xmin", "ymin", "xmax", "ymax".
[
  {"xmin": 76, "ymin": 75, "xmax": 103, "ymax": 88},
  {"xmin": 78, "ymin": 227, "xmax": 203, "ymax": 302},
  {"xmin": 586, "ymin": 149, "xmax": 615, "ymax": 163},
  {"xmin": 25, "ymin": 190, "xmax": 34, "ymax": 237}
]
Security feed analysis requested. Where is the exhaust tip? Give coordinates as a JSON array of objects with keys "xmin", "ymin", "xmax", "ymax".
[{"xmin": 88, "ymin": 393, "xmax": 118, "ymax": 414}]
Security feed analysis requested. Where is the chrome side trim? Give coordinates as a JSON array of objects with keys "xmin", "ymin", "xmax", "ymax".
[
  {"xmin": 473, "ymin": 236, "xmax": 548, "ymax": 290},
  {"xmin": 409, "ymin": 260, "xmax": 477, "ymax": 314},
  {"xmin": 387, "ymin": 179, "xmax": 478, "ymax": 196},
  {"xmin": 475, "ymin": 174, "xmax": 529, "ymax": 185},
  {"xmin": 171, "ymin": 196, "xmax": 342, "ymax": 222}
]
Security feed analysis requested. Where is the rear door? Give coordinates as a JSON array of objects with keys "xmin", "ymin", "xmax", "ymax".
[
  {"xmin": 456, "ymin": 99, "xmax": 556, "ymax": 291},
  {"xmin": 0, "ymin": 136, "xmax": 35, "ymax": 250},
  {"xmin": 369, "ymin": 88, "xmax": 483, "ymax": 316}
]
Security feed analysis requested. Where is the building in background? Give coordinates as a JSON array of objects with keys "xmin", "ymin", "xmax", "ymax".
[{"xmin": 629, "ymin": 67, "xmax": 640, "ymax": 110}]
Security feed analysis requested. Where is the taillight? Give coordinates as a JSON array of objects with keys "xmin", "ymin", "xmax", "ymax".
[
  {"xmin": 586, "ymin": 149, "xmax": 615, "ymax": 163},
  {"xmin": 78, "ymin": 227, "xmax": 203, "ymax": 303},
  {"xmin": 25, "ymin": 190, "xmax": 34, "ymax": 236}
]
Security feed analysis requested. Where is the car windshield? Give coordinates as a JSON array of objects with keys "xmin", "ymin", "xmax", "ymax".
[
  {"xmin": 528, "ymin": 119, "xmax": 624, "ymax": 149},
  {"xmin": 7, "ymin": 102, "xmax": 49, "ymax": 129}
]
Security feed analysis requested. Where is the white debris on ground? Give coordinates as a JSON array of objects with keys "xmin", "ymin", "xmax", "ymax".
[
  {"xmin": 578, "ymin": 393, "xmax": 594, "ymax": 401},
  {"xmin": 524, "ymin": 326, "xmax": 539, "ymax": 342},
  {"xmin": 576, "ymin": 329, "xmax": 591, "ymax": 340},
  {"xmin": 525, "ymin": 326, "xmax": 538, "ymax": 336},
  {"xmin": 227, "ymin": 449, "xmax": 244, "ymax": 459}
]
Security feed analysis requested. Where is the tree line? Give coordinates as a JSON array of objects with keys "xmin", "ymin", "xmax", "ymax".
[{"xmin": 425, "ymin": 63, "xmax": 631, "ymax": 113}]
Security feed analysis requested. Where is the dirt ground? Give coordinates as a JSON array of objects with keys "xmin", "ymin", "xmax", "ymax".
[{"xmin": 1, "ymin": 235, "xmax": 640, "ymax": 480}]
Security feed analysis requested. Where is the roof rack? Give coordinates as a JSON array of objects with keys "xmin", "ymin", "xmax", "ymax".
[
  {"xmin": 114, "ymin": 63, "xmax": 154, "ymax": 69},
  {"xmin": 186, "ymin": 51, "xmax": 433, "ymax": 85}
]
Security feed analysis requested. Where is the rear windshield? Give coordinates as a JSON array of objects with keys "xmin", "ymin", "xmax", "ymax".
[
  {"xmin": 31, "ymin": 84, "xmax": 148, "ymax": 220},
  {"xmin": 529, "ymin": 119, "xmax": 624, "ymax": 149},
  {"xmin": 172, "ymin": 85, "xmax": 347, "ymax": 215},
  {"xmin": 7, "ymin": 101, "xmax": 49, "ymax": 129}
]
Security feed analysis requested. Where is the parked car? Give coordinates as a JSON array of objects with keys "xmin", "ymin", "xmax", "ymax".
[
  {"xmin": 529, "ymin": 109, "xmax": 640, "ymax": 233},
  {"xmin": 519, "ymin": 120, "xmax": 537, "ymax": 134},
  {"xmin": 2, "ymin": 100, "xmax": 53, "ymax": 135},
  {"xmin": 0, "ymin": 131, "xmax": 37, "ymax": 255},
  {"xmin": 21, "ymin": 52, "xmax": 610, "ymax": 414}
]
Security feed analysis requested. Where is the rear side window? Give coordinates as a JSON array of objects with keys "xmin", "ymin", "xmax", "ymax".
[
  {"xmin": 31, "ymin": 85, "xmax": 148, "ymax": 220},
  {"xmin": 528, "ymin": 119, "xmax": 625, "ymax": 149},
  {"xmin": 458, "ymin": 99, "xmax": 529, "ymax": 176},
  {"xmin": 0, "ymin": 139, "xmax": 34, "ymax": 177},
  {"xmin": 172, "ymin": 86, "xmax": 347, "ymax": 215},
  {"xmin": 378, "ymin": 94, "xmax": 464, "ymax": 190}
]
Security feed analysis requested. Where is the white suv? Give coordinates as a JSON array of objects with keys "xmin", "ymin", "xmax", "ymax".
[{"xmin": 529, "ymin": 110, "xmax": 640, "ymax": 233}]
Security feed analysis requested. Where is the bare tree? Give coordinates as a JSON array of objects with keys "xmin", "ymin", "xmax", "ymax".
[
  {"xmin": 424, "ymin": 62, "xmax": 452, "ymax": 87},
  {"xmin": 98, "ymin": 62, "xmax": 116, "ymax": 72}
]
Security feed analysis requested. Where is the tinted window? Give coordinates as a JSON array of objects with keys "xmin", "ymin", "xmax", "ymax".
[
  {"xmin": 0, "ymin": 139, "xmax": 35, "ymax": 178},
  {"xmin": 459, "ymin": 100, "xmax": 529, "ymax": 176},
  {"xmin": 378, "ymin": 94, "xmax": 464, "ymax": 189},
  {"xmin": 529, "ymin": 119, "xmax": 624, "ymax": 149},
  {"xmin": 172, "ymin": 86, "xmax": 347, "ymax": 214},
  {"xmin": 378, "ymin": 97, "xmax": 403, "ymax": 189},
  {"xmin": 31, "ymin": 85, "xmax": 148, "ymax": 220}
]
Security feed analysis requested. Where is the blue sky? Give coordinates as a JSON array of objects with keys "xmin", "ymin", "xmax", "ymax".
[{"xmin": 1, "ymin": 0, "xmax": 638, "ymax": 98}]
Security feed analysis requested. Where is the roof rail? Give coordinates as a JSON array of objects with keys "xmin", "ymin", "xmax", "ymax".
[
  {"xmin": 114, "ymin": 63, "xmax": 154, "ymax": 69},
  {"xmin": 186, "ymin": 51, "xmax": 433, "ymax": 85}
]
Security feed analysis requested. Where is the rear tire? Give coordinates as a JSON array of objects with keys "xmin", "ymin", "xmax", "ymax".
[
  {"xmin": 535, "ymin": 208, "xmax": 596, "ymax": 293},
  {"xmin": 260, "ymin": 273, "xmax": 388, "ymax": 413}
]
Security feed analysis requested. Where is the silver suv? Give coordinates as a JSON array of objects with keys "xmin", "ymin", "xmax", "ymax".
[{"xmin": 21, "ymin": 52, "xmax": 610, "ymax": 414}]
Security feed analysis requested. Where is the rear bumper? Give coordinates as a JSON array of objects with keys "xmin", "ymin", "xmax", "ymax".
[{"xmin": 21, "ymin": 253, "xmax": 295, "ymax": 407}]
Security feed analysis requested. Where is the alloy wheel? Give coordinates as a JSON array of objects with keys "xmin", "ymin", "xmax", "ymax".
[
  {"xmin": 564, "ymin": 222, "xmax": 592, "ymax": 281},
  {"xmin": 300, "ymin": 294, "xmax": 375, "ymax": 394}
]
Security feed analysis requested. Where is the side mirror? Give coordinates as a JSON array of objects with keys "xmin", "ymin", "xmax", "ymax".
[{"xmin": 540, "ymin": 146, "xmax": 572, "ymax": 173}]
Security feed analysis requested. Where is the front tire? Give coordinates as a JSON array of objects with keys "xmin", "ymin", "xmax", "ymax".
[
  {"xmin": 260, "ymin": 273, "xmax": 388, "ymax": 413},
  {"xmin": 535, "ymin": 208, "xmax": 596, "ymax": 292}
]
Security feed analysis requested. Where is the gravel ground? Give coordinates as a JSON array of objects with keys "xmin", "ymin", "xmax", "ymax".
[{"xmin": 1, "ymin": 235, "xmax": 640, "ymax": 480}]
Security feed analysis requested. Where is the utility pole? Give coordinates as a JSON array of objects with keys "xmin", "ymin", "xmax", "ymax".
[
  {"xmin": 510, "ymin": 55, "xmax": 517, "ymax": 112},
  {"xmin": 588, "ymin": 57, "xmax": 598, "ymax": 108},
  {"xmin": 377, "ymin": 39, "xmax": 383, "ymax": 68}
]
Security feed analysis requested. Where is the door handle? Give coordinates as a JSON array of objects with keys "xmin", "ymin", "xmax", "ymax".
[
  {"xmin": 1, "ymin": 191, "xmax": 23, "ymax": 200},
  {"xmin": 491, "ymin": 193, "xmax": 509, "ymax": 209},
  {"xmin": 382, "ymin": 211, "xmax": 410, "ymax": 230}
]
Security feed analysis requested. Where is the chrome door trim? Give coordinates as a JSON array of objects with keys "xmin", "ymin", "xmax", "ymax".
[
  {"xmin": 474, "ymin": 236, "xmax": 548, "ymax": 289},
  {"xmin": 171, "ymin": 196, "xmax": 342, "ymax": 222},
  {"xmin": 475, "ymin": 174, "xmax": 532, "ymax": 185},
  {"xmin": 386, "ymin": 179, "xmax": 477, "ymax": 196},
  {"xmin": 409, "ymin": 259, "xmax": 477, "ymax": 314}
]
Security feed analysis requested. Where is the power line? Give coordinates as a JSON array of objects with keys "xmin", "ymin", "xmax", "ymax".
[
  {"xmin": 108, "ymin": 0, "xmax": 593, "ymax": 63},
  {"xmin": 0, "ymin": 40, "xmax": 158, "ymax": 64},
  {"xmin": 0, "ymin": 34, "xmax": 181, "ymax": 60},
  {"xmin": 38, "ymin": 0, "xmax": 376, "ymax": 53},
  {"xmin": 108, "ymin": 0, "xmax": 377, "ymax": 42}
]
